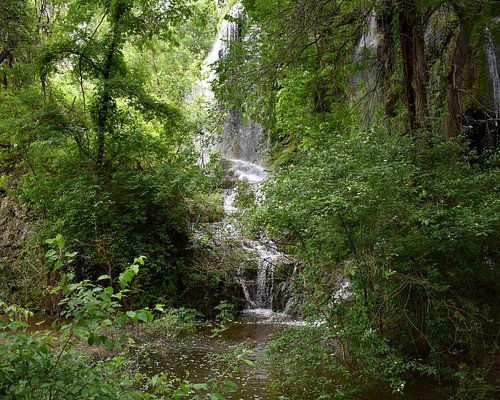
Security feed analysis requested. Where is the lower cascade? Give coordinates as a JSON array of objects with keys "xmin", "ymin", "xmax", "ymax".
[{"xmin": 221, "ymin": 158, "xmax": 296, "ymax": 314}]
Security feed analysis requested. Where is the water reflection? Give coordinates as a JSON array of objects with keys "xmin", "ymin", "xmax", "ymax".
[
  {"xmin": 133, "ymin": 310, "xmax": 450, "ymax": 400},
  {"xmin": 134, "ymin": 311, "xmax": 282, "ymax": 399}
]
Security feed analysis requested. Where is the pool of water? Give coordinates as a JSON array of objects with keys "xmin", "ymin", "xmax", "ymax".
[
  {"xmin": 132, "ymin": 310, "xmax": 283, "ymax": 399},
  {"xmin": 8, "ymin": 312, "xmax": 451, "ymax": 399},
  {"xmin": 129, "ymin": 310, "xmax": 450, "ymax": 400}
]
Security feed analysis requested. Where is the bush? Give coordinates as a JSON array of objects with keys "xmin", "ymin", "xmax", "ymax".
[{"xmin": 251, "ymin": 125, "xmax": 500, "ymax": 397}]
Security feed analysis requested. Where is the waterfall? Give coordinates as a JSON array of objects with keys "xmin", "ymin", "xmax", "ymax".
[
  {"xmin": 354, "ymin": 11, "xmax": 379, "ymax": 126},
  {"xmin": 222, "ymin": 159, "xmax": 294, "ymax": 312},
  {"xmin": 485, "ymin": 27, "xmax": 500, "ymax": 120},
  {"xmin": 218, "ymin": 3, "xmax": 265, "ymax": 163},
  {"xmin": 358, "ymin": 11, "xmax": 378, "ymax": 52},
  {"xmin": 197, "ymin": 2, "xmax": 295, "ymax": 313},
  {"xmin": 195, "ymin": 1, "xmax": 264, "ymax": 164}
]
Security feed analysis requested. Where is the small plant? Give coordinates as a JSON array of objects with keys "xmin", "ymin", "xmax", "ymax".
[
  {"xmin": 235, "ymin": 180, "xmax": 255, "ymax": 209},
  {"xmin": 146, "ymin": 306, "xmax": 204, "ymax": 338},
  {"xmin": 214, "ymin": 300, "xmax": 237, "ymax": 322},
  {"xmin": 0, "ymin": 236, "xmax": 153, "ymax": 399},
  {"xmin": 210, "ymin": 301, "xmax": 237, "ymax": 337}
]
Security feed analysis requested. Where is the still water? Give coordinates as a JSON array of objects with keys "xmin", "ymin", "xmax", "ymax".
[
  {"xmin": 131, "ymin": 310, "xmax": 448, "ymax": 400},
  {"xmin": 134, "ymin": 310, "xmax": 280, "ymax": 399}
]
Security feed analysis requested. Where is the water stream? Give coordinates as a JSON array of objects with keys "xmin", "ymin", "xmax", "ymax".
[
  {"xmin": 196, "ymin": 1, "xmax": 294, "ymax": 314},
  {"xmin": 485, "ymin": 27, "xmax": 500, "ymax": 120},
  {"xmin": 134, "ymin": 313, "xmax": 449, "ymax": 400},
  {"xmin": 136, "ymin": 312, "xmax": 283, "ymax": 400}
]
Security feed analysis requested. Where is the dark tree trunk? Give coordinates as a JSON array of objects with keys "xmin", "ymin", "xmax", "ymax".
[
  {"xmin": 399, "ymin": 0, "xmax": 428, "ymax": 132},
  {"xmin": 0, "ymin": 48, "xmax": 11, "ymax": 65},
  {"xmin": 377, "ymin": 0, "xmax": 397, "ymax": 119},
  {"xmin": 94, "ymin": 1, "xmax": 127, "ymax": 169}
]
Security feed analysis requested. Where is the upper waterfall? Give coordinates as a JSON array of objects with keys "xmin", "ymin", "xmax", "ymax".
[
  {"xmin": 197, "ymin": 1, "xmax": 265, "ymax": 164},
  {"xmin": 485, "ymin": 27, "xmax": 500, "ymax": 120}
]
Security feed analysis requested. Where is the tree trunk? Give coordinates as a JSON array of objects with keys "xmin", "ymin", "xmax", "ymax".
[
  {"xmin": 95, "ymin": 1, "xmax": 127, "ymax": 169},
  {"xmin": 377, "ymin": 0, "xmax": 397, "ymax": 119},
  {"xmin": 399, "ymin": 0, "xmax": 428, "ymax": 132}
]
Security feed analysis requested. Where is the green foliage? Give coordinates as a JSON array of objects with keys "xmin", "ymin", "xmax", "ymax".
[
  {"xmin": 146, "ymin": 307, "xmax": 203, "ymax": 338},
  {"xmin": 265, "ymin": 326, "xmax": 351, "ymax": 399},
  {"xmin": 0, "ymin": 242, "xmax": 149, "ymax": 399},
  {"xmin": 251, "ymin": 126, "xmax": 500, "ymax": 397},
  {"xmin": 214, "ymin": 301, "xmax": 237, "ymax": 322},
  {"xmin": 0, "ymin": 238, "xmax": 247, "ymax": 399},
  {"xmin": 215, "ymin": 0, "xmax": 361, "ymax": 138},
  {"xmin": 210, "ymin": 301, "xmax": 237, "ymax": 336},
  {"xmin": 233, "ymin": 180, "xmax": 255, "ymax": 209},
  {"xmin": 20, "ymin": 159, "xmax": 213, "ymax": 306},
  {"xmin": 0, "ymin": 0, "xmax": 222, "ymax": 312}
]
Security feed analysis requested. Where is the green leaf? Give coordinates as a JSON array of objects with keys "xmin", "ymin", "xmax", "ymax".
[
  {"xmin": 192, "ymin": 383, "xmax": 208, "ymax": 390},
  {"xmin": 56, "ymin": 234, "xmax": 65, "ymax": 250},
  {"xmin": 53, "ymin": 260, "xmax": 64, "ymax": 270},
  {"xmin": 73, "ymin": 326, "xmax": 88, "ymax": 338},
  {"xmin": 154, "ymin": 304, "xmax": 164, "ymax": 312},
  {"xmin": 102, "ymin": 319, "xmax": 113, "ymax": 327},
  {"xmin": 45, "ymin": 249, "xmax": 56, "ymax": 257},
  {"xmin": 119, "ymin": 270, "xmax": 134, "ymax": 289},
  {"xmin": 117, "ymin": 313, "xmax": 127, "ymax": 327},
  {"xmin": 8, "ymin": 320, "xmax": 29, "ymax": 332},
  {"xmin": 223, "ymin": 380, "xmax": 236, "ymax": 389},
  {"xmin": 101, "ymin": 336, "xmax": 113, "ymax": 351},
  {"xmin": 104, "ymin": 286, "xmax": 114, "ymax": 295},
  {"xmin": 97, "ymin": 274, "xmax": 111, "ymax": 281},
  {"xmin": 126, "ymin": 311, "xmax": 136, "ymax": 320},
  {"xmin": 38, "ymin": 343, "xmax": 49, "ymax": 354},
  {"xmin": 137, "ymin": 311, "xmax": 149, "ymax": 322},
  {"xmin": 134, "ymin": 256, "xmax": 146, "ymax": 265}
]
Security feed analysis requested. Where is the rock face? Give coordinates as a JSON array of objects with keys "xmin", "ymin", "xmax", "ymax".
[{"xmin": 0, "ymin": 196, "xmax": 31, "ymax": 296}]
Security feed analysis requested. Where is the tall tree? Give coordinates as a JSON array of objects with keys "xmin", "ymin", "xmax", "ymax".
[
  {"xmin": 398, "ymin": 0, "xmax": 428, "ymax": 132},
  {"xmin": 376, "ymin": 0, "xmax": 397, "ymax": 119},
  {"xmin": 0, "ymin": 0, "xmax": 34, "ymax": 88},
  {"xmin": 41, "ymin": 0, "xmax": 189, "ymax": 169},
  {"xmin": 444, "ymin": 1, "xmax": 485, "ymax": 139}
]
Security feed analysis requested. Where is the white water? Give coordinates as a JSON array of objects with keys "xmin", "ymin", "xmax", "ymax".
[
  {"xmin": 485, "ymin": 27, "xmax": 500, "ymax": 119},
  {"xmin": 222, "ymin": 158, "xmax": 294, "ymax": 312},
  {"xmin": 359, "ymin": 11, "xmax": 378, "ymax": 51},
  {"xmin": 194, "ymin": 1, "xmax": 295, "ymax": 314}
]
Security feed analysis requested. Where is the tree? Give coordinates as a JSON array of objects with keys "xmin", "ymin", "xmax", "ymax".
[
  {"xmin": 444, "ymin": 0, "xmax": 486, "ymax": 139},
  {"xmin": 0, "ymin": 0, "xmax": 35, "ymax": 88},
  {"xmin": 398, "ymin": 0, "xmax": 428, "ymax": 132},
  {"xmin": 40, "ymin": 0, "xmax": 189, "ymax": 169},
  {"xmin": 376, "ymin": 0, "xmax": 397, "ymax": 119}
]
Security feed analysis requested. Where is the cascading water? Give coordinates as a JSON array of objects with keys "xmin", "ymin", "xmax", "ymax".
[
  {"xmin": 354, "ymin": 11, "xmax": 379, "ymax": 126},
  {"xmin": 356, "ymin": 11, "xmax": 378, "ymax": 56},
  {"xmin": 485, "ymin": 27, "xmax": 500, "ymax": 120},
  {"xmin": 198, "ymin": 1, "xmax": 295, "ymax": 314},
  {"xmin": 221, "ymin": 159, "xmax": 294, "ymax": 313}
]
